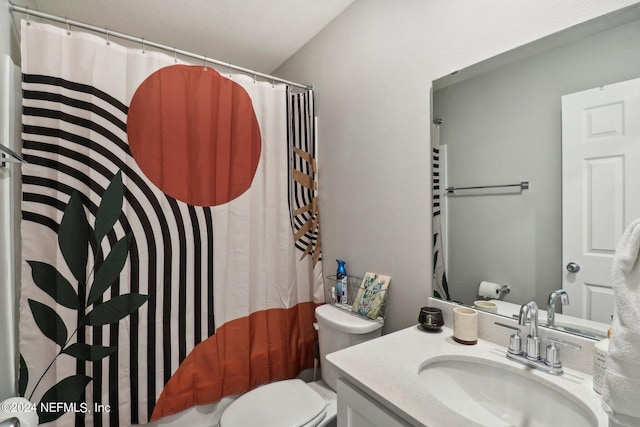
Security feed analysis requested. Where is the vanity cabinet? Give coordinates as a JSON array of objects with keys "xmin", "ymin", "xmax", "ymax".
[{"xmin": 337, "ymin": 379, "xmax": 412, "ymax": 427}]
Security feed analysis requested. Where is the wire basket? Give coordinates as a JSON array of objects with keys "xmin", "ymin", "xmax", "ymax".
[{"xmin": 325, "ymin": 275, "xmax": 388, "ymax": 323}]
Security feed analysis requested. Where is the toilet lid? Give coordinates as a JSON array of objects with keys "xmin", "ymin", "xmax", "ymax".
[{"xmin": 220, "ymin": 379, "xmax": 327, "ymax": 427}]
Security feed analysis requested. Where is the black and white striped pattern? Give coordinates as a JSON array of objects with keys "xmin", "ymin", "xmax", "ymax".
[
  {"xmin": 431, "ymin": 123, "xmax": 450, "ymax": 300},
  {"xmin": 21, "ymin": 73, "xmax": 216, "ymax": 426},
  {"xmin": 432, "ymin": 145, "xmax": 441, "ymax": 217},
  {"xmin": 287, "ymin": 89, "xmax": 321, "ymax": 266}
]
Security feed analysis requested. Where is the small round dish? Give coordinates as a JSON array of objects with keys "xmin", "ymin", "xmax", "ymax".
[
  {"xmin": 418, "ymin": 306, "xmax": 444, "ymax": 332},
  {"xmin": 473, "ymin": 300, "xmax": 498, "ymax": 313}
]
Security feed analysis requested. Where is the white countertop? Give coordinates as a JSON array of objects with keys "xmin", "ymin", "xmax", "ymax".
[{"xmin": 326, "ymin": 324, "xmax": 608, "ymax": 427}]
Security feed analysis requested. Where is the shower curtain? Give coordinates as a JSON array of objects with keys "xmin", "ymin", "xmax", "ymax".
[
  {"xmin": 19, "ymin": 20, "xmax": 322, "ymax": 426},
  {"xmin": 431, "ymin": 123, "xmax": 449, "ymax": 300}
]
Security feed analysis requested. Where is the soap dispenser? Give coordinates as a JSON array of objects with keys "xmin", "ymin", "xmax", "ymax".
[{"xmin": 336, "ymin": 259, "xmax": 348, "ymax": 304}]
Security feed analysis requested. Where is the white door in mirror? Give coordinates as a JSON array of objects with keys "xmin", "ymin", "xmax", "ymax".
[{"xmin": 561, "ymin": 78, "xmax": 640, "ymax": 322}]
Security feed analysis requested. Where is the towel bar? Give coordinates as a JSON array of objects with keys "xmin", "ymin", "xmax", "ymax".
[{"xmin": 446, "ymin": 181, "xmax": 529, "ymax": 194}]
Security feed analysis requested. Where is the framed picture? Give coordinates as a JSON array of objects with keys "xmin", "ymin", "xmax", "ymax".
[{"xmin": 352, "ymin": 272, "xmax": 391, "ymax": 320}]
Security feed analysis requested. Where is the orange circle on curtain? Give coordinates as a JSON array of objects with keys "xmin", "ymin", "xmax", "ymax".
[{"xmin": 127, "ymin": 65, "xmax": 262, "ymax": 207}]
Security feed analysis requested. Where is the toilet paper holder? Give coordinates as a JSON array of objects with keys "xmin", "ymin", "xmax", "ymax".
[
  {"xmin": 497, "ymin": 285, "xmax": 511, "ymax": 297},
  {"xmin": 478, "ymin": 281, "xmax": 511, "ymax": 300}
]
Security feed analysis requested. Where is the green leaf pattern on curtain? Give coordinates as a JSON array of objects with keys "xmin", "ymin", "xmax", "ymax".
[
  {"xmin": 86, "ymin": 234, "xmax": 132, "ymax": 306},
  {"xmin": 37, "ymin": 375, "xmax": 93, "ymax": 424},
  {"xmin": 23, "ymin": 171, "xmax": 149, "ymax": 423},
  {"xmin": 57, "ymin": 192, "xmax": 90, "ymax": 284},
  {"xmin": 94, "ymin": 170, "xmax": 124, "ymax": 245},
  {"xmin": 82, "ymin": 294, "xmax": 149, "ymax": 326},
  {"xmin": 18, "ymin": 354, "xmax": 28, "ymax": 397},
  {"xmin": 62, "ymin": 343, "xmax": 118, "ymax": 361},
  {"xmin": 28, "ymin": 299, "xmax": 68, "ymax": 347},
  {"xmin": 27, "ymin": 260, "xmax": 81, "ymax": 310}
]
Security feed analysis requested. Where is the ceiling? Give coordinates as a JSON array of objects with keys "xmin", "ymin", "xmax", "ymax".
[{"xmin": 26, "ymin": 0, "xmax": 356, "ymax": 74}]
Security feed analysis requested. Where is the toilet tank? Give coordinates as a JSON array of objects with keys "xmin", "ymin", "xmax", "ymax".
[{"xmin": 315, "ymin": 304, "xmax": 383, "ymax": 391}]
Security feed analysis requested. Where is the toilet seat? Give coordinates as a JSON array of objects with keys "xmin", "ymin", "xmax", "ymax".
[{"xmin": 219, "ymin": 379, "xmax": 327, "ymax": 427}]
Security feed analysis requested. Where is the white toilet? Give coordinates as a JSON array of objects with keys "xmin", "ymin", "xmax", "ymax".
[{"xmin": 218, "ymin": 304, "xmax": 384, "ymax": 427}]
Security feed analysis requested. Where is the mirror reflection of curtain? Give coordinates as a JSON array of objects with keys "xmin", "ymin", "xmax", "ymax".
[
  {"xmin": 19, "ymin": 20, "xmax": 322, "ymax": 427},
  {"xmin": 432, "ymin": 123, "xmax": 450, "ymax": 300}
]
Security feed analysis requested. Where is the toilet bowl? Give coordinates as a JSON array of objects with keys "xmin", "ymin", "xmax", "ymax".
[{"xmin": 218, "ymin": 304, "xmax": 384, "ymax": 427}]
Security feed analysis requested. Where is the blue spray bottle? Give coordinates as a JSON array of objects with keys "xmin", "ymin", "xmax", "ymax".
[{"xmin": 336, "ymin": 259, "xmax": 348, "ymax": 304}]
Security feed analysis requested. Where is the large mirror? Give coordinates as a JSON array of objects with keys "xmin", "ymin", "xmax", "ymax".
[{"xmin": 432, "ymin": 4, "xmax": 640, "ymax": 340}]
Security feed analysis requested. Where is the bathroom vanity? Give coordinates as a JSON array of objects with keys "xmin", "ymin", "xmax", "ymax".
[
  {"xmin": 336, "ymin": 379, "xmax": 409, "ymax": 427},
  {"xmin": 326, "ymin": 299, "xmax": 608, "ymax": 427}
]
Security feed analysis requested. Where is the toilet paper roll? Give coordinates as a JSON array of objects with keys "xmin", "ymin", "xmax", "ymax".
[{"xmin": 478, "ymin": 281, "xmax": 503, "ymax": 299}]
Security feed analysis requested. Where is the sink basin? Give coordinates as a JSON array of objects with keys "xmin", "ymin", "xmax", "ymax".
[{"xmin": 418, "ymin": 356, "xmax": 597, "ymax": 427}]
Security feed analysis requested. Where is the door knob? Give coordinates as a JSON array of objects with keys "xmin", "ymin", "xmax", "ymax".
[{"xmin": 566, "ymin": 262, "xmax": 580, "ymax": 273}]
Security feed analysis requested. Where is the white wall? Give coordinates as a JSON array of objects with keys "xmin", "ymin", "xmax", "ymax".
[{"xmin": 275, "ymin": 0, "xmax": 639, "ymax": 333}]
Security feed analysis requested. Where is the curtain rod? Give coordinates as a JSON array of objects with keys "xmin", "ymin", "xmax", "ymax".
[{"xmin": 8, "ymin": 2, "xmax": 313, "ymax": 90}]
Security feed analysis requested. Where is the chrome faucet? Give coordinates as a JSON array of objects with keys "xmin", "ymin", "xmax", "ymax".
[
  {"xmin": 518, "ymin": 300, "xmax": 541, "ymax": 360},
  {"xmin": 496, "ymin": 299, "xmax": 581, "ymax": 375},
  {"xmin": 547, "ymin": 290, "xmax": 569, "ymax": 328}
]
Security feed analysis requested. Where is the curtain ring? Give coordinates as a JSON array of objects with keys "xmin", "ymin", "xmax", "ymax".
[
  {"xmin": 174, "ymin": 47, "xmax": 177, "ymax": 63},
  {"xmin": 141, "ymin": 38, "xmax": 146, "ymax": 54},
  {"xmin": 204, "ymin": 56, "xmax": 208, "ymax": 71},
  {"xmin": 105, "ymin": 29, "xmax": 110, "ymax": 45},
  {"xmin": 65, "ymin": 19, "xmax": 71, "ymax": 35},
  {"xmin": 228, "ymin": 62, "xmax": 232, "ymax": 78},
  {"xmin": 25, "ymin": 7, "xmax": 31, "ymax": 26},
  {"xmin": 253, "ymin": 73, "xmax": 257, "ymax": 84}
]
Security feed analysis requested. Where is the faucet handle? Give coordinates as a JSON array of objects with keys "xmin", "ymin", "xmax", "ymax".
[
  {"xmin": 495, "ymin": 322, "xmax": 522, "ymax": 355},
  {"xmin": 545, "ymin": 337, "xmax": 581, "ymax": 368}
]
